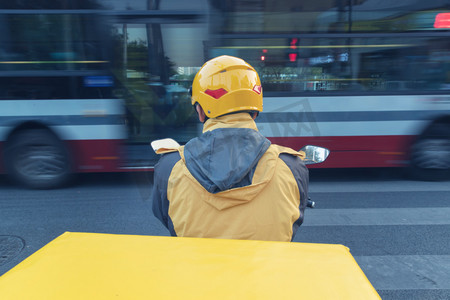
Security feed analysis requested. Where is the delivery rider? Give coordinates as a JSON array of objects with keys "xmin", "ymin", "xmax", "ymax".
[{"xmin": 151, "ymin": 55, "xmax": 309, "ymax": 242}]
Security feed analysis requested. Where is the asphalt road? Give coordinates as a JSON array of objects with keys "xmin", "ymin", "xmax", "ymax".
[{"xmin": 1, "ymin": 168, "xmax": 449, "ymax": 299}]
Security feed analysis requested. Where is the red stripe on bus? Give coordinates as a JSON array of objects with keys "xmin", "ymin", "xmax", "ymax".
[
  {"xmin": 268, "ymin": 135, "xmax": 415, "ymax": 168},
  {"xmin": 0, "ymin": 140, "xmax": 123, "ymax": 174},
  {"xmin": 0, "ymin": 136, "xmax": 417, "ymax": 174},
  {"xmin": 66, "ymin": 139, "xmax": 123, "ymax": 173}
]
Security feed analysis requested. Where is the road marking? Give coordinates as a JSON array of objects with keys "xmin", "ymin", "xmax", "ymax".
[
  {"xmin": 355, "ymin": 255, "xmax": 450, "ymax": 290},
  {"xmin": 303, "ymin": 207, "xmax": 450, "ymax": 226}
]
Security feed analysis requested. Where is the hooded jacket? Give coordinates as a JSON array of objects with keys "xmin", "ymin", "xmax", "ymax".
[{"xmin": 151, "ymin": 113, "xmax": 309, "ymax": 242}]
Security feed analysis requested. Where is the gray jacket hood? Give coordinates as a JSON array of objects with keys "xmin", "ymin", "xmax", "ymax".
[{"xmin": 184, "ymin": 119, "xmax": 270, "ymax": 194}]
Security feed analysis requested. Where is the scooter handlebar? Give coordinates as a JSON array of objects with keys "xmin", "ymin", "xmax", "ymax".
[{"xmin": 307, "ymin": 199, "xmax": 315, "ymax": 208}]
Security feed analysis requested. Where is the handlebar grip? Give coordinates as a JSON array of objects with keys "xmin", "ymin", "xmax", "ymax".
[{"xmin": 307, "ymin": 199, "xmax": 315, "ymax": 208}]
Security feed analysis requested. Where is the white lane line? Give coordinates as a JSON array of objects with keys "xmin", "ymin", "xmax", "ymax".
[
  {"xmin": 303, "ymin": 207, "xmax": 450, "ymax": 226},
  {"xmin": 355, "ymin": 255, "xmax": 450, "ymax": 290}
]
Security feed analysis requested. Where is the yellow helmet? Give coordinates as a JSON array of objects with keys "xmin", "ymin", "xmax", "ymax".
[{"xmin": 191, "ymin": 55, "xmax": 263, "ymax": 119}]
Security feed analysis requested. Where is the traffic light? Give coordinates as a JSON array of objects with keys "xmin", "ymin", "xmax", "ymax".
[
  {"xmin": 260, "ymin": 49, "xmax": 268, "ymax": 62},
  {"xmin": 288, "ymin": 38, "xmax": 299, "ymax": 62}
]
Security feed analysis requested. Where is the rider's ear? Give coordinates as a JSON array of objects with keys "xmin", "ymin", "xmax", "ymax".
[{"xmin": 195, "ymin": 104, "xmax": 207, "ymax": 123}]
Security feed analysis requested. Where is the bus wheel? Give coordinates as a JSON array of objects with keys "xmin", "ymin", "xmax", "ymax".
[
  {"xmin": 409, "ymin": 123, "xmax": 450, "ymax": 181},
  {"xmin": 4, "ymin": 129, "xmax": 72, "ymax": 189}
]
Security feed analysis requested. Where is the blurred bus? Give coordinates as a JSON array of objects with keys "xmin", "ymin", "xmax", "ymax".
[
  {"xmin": 0, "ymin": 9, "xmax": 127, "ymax": 188},
  {"xmin": 0, "ymin": 4, "xmax": 205, "ymax": 189},
  {"xmin": 207, "ymin": 0, "xmax": 450, "ymax": 181},
  {"xmin": 0, "ymin": 1, "xmax": 449, "ymax": 188}
]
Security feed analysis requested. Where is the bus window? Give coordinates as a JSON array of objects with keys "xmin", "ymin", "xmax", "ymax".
[
  {"xmin": 111, "ymin": 21, "xmax": 206, "ymax": 145},
  {"xmin": 0, "ymin": 13, "xmax": 113, "ymax": 100},
  {"xmin": 358, "ymin": 38, "xmax": 450, "ymax": 92},
  {"xmin": 0, "ymin": 14, "xmax": 108, "ymax": 72},
  {"xmin": 211, "ymin": 1, "xmax": 450, "ymax": 34},
  {"xmin": 208, "ymin": 36, "xmax": 450, "ymax": 94}
]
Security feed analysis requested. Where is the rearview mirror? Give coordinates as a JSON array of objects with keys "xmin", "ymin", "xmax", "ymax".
[{"xmin": 300, "ymin": 145, "xmax": 330, "ymax": 165}]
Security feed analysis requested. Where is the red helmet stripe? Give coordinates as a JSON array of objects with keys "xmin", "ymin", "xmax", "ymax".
[
  {"xmin": 204, "ymin": 88, "xmax": 228, "ymax": 99},
  {"xmin": 253, "ymin": 85, "xmax": 262, "ymax": 95}
]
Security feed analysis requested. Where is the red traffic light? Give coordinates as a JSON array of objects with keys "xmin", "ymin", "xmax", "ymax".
[
  {"xmin": 289, "ymin": 53, "xmax": 298, "ymax": 62},
  {"xmin": 290, "ymin": 38, "xmax": 299, "ymax": 49}
]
